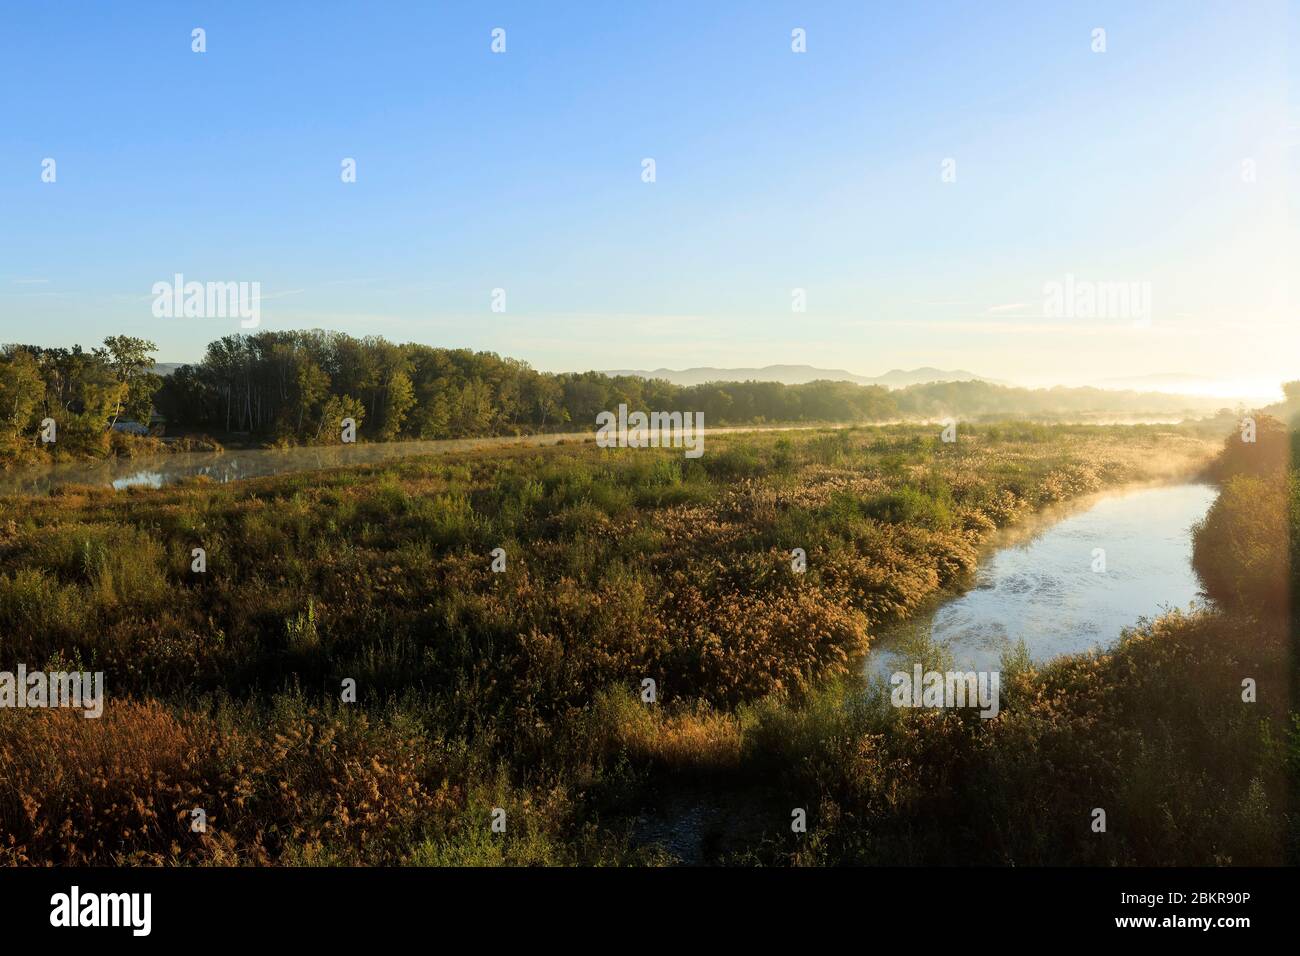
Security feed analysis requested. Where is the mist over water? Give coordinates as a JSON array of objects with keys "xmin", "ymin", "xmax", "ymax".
[
  {"xmin": 0, "ymin": 425, "xmax": 829, "ymax": 496},
  {"xmin": 867, "ymin": 482, "xmax": 1218, "ymax": 677},
  {"xmin": 0, "ymin": 436, "xmax": 579, "ymax": 496}
]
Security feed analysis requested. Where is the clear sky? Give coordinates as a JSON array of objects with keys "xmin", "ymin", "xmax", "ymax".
[{"xmin": 1, "ymin": 1, "xmax": 1294, "ymax": 394}]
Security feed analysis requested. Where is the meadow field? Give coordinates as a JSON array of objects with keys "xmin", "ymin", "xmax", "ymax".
[{"xmin": 0, "ymin": 421, "xmax": 1293, "ymax": 866}]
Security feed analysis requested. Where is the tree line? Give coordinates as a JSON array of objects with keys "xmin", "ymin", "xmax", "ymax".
[
  {"xmin": 150, "ymin": 331, "xmax": 901, "ymax": 442},
  {"xmin": 0, "ymin": 331, "xmax": 901, "ymax": 459},
  {"xmin": 4, "ymin": 329, "xmax": 1283, "ymax": 465}
]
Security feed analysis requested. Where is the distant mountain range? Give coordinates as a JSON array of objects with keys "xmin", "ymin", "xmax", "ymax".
[{"xmin": 601, "ymin": 365, "xmax": 1005, "ymax": 388}]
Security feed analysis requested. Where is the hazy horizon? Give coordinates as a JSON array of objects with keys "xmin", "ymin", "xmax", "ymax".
[{"xmin": 135, "ymin": 347, "xmax": 1288, "ymax": 403}]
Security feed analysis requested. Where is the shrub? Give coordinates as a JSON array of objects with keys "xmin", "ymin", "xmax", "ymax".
[
  {"xmin": 1192, "ymin": 474, "xmax": 1289, "ymax": 610},
  {"xmin": 861, "ymin": 486, "xmax": 953, "ymax": 530}
]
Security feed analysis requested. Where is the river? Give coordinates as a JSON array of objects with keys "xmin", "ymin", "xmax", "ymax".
[
  {"xmin": 865, "ymin": 481, "xmax": 1217, "ymax": 678},
  {"xmin": 632, "ymin": 479, "xmax": 1219, "ymax": 860}
]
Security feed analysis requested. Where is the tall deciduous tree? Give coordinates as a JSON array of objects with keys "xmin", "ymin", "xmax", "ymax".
[{"xmin": 101, "ymin": 335, "xmax": 160, "ymax": 427}]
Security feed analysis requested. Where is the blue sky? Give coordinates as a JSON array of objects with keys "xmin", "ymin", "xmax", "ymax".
[{"xmin": 1, "ymin": 1, "xmax": 1293, "ymax": 393}]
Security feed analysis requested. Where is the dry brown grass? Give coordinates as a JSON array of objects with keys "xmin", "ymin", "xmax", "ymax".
[{"xmin": 0, "ymin": 699, "xmax": 455, "ymax": 866}]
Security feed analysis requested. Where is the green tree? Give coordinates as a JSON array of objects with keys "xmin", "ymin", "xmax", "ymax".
[
  {"xmin": 0, "ymin": 348, "xmax": 44, "ymax": 455},
  {"xmin": 101, "ymin": 336, "xmax": 159, "ymax": 427},
  {"xmin": 448, "ymin": 380, "xmax": 495, "ymax": 437},
  {"xmin": 316, "ymin": 394, "xmax": 366, "ymax": 444},
  {"xmin": 295, "ymin": 357, "xmax": 331, "ymax": 436},
  {"xmin": 378, "ymin": 369, "xmax": 416, "ymax": 441}
]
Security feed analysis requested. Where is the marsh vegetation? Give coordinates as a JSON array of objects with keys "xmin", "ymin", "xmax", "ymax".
[{"xmin": 0, "ymin": 421, "xmax": 1292, "ymax": 865}]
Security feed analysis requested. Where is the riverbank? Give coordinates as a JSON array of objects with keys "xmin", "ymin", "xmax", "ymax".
[
  {"xmin": 0, "ymin": 424, "xmax": 858, "ymax": 495},
  {"xmin": 732, "ymin": 419, "xmax": 1296, "ymax": 865},
  {"xmin": 1, "ymin": 414, "xmax": 1236, "ymax": 488}
]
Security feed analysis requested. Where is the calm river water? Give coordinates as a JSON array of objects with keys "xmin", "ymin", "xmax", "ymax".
[{"xmin": 866, "ymin": 482, "xmax": 1217, "ymax": 677}]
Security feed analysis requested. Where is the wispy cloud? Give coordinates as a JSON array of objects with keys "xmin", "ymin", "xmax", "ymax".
[
  {"xmin": 844, "ymin": 317, "xmax": 1178, "ymax": 337},
  {"xmin": 320, "ymin": 277, "xmax": 396, "ymax": 288}
]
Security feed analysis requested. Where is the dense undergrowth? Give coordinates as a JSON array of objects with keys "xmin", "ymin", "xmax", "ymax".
[{"xmin": 0, "ymin": 421, "xmax": 1291, "ymax": 865}]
